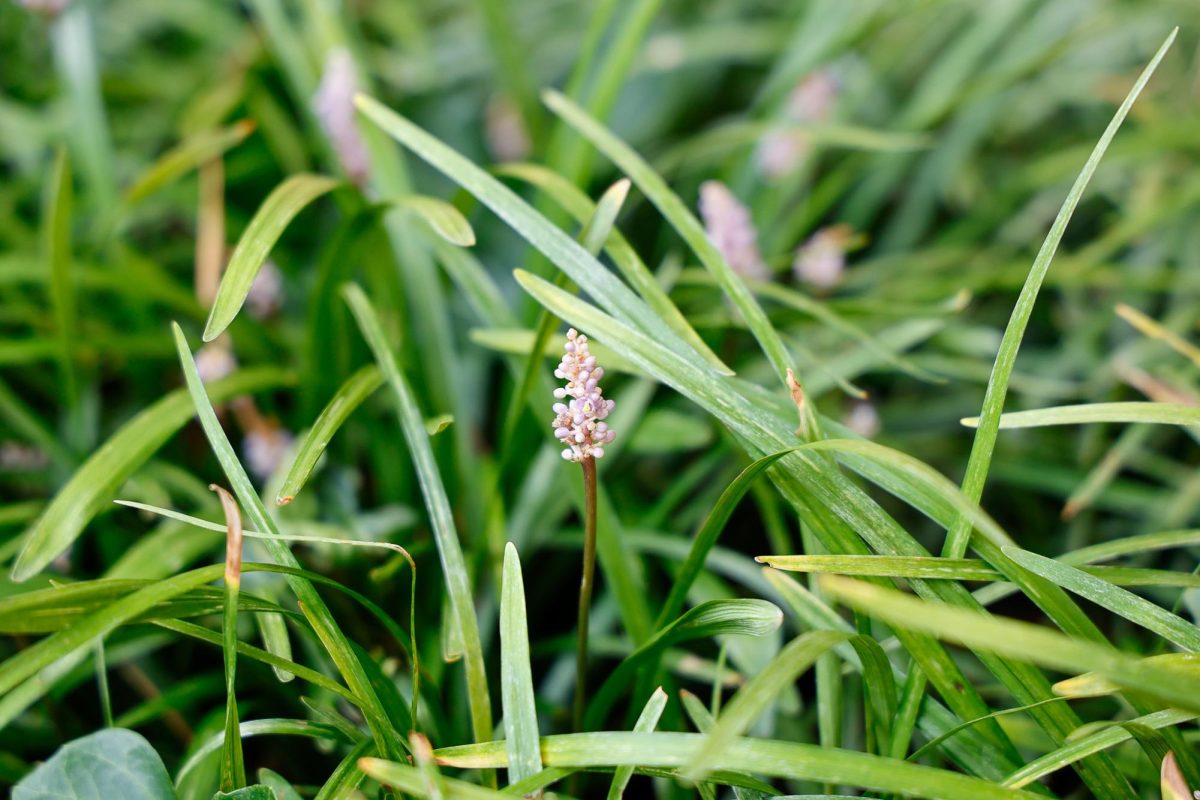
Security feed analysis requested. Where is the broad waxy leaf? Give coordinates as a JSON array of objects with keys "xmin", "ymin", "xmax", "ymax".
[{"xmin": 13, "ymin": 728, "xmax": 173, "ymax": 800}]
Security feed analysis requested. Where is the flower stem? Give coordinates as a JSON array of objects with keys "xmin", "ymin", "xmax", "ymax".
[{"xmin": 574, "ymin": 455, "xmax": 598, "ymax": 732}]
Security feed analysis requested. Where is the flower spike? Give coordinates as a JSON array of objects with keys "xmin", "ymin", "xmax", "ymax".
[{"xmin": 552, "ymin": 328, "xmax": 616, "ymax": 462}]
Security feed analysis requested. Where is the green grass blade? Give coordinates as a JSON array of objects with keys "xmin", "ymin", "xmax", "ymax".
[
  {"xmin": 123, "ymin": 120, "xmax": 255, "ymax": 206},
  {"xmin": 500, "ymin": 177, "xmax": 630, "ymax": 456},
  {"xmin": 495, "ymin": 162, "xmax": 730, "ymax": 375},
  {"xmin": 277, "ymin": 364, "xmax": 384, "ymax": 505},
  {"xmin": 1002, "ymin": 546, "xmax": 1200, "ymax": 651},
  {"xmin": 1005, "ymin": 709, "xmax": 1196, "ymax": 789},
  {"xmin": 962, "ymin": 402, "xmax": 1200, "ymax": 430},
  {"xmin": 353, "ymin": 93, "xmax": 713, "ymax": 369},
  {"xmin": 943, "ymin": 28, "xmax": 1178, "ymax": 559},
  {"xmin": 608, "ymin": 687, "xmax": 668, "ymax": 800},
  {"xmin": 761, "ymin": 554, "xmax": 1200, "ymax": 589},
  {"xmin": 684, "ymin": 630, "xmax": 895, "ymax": 781},
  {"xmin": 393, "ymin": 195, "xmax": 477, "ymax": 247},
  {"xmin": 256, "ymin": 610, "xmax": 295, "ymax": 683},
  {"xmin": 430, "ymin": 733, "xmax": 1043, "ymax": 800},
  {"xmin": 176, "ymin": 718, "xmax": 351, "ymax": 789},
  {"xmin": 500, "ymin": 543, "xmax": 541, "ymax": 787},
  {"xmin": 203, "ymin": 174, "xmax": 340, "ymax": 341},
  {"xmin": 820, "ymin": 575, "xmax": 1200, "ymax": 713},
  {"xmin": 502, "ymin": 768, "xmax": 574, "ymax": 797},
  {"xmin": 11, "ymin": 367, "xmax": 293, "ymax": 582},
  {"xmin": 760, "ymin": 554, "xmax": 1001, "ymax": 581},
  {"xmin": 678, "ymin": 690, "xmax": 773, "ymax": 800},
  {"xmin": 361, "ymin": 758, "xmax": 509, "ymax": 799},
  {"xmin": 0, "ymin": 564, "xmax": 223, "ymax": 695},
  {"xmin": 44, "ymin": 147, "xmax": 77, "ymax": 430},
  {"xmin": 656, "ymin": 447, "xmax": 805, "ymax": 630},
  {"xmin": 213, "ymin": 486, "xmax": 247, "ymax": 791},
  {"xmin": 342, "ymin": 284, "xmax": 493, "ymax": 745},
  {"xmin": 511, "ymin": 218, "xmax": 1122, "ymax": 792},
  {"xmin": 541, "ymin": 89, "xmax": 793, "ymax": 383},
  {"xmin": 586, "ymin": 599, "xmax": 781, "ymax": 729},
  {"xmin": 257, "ymin": 768, "xmax": 303, "ymax": 800},
  {"xmin": 313, "ymin": 738, "xmax": 373, "ymax": 800},
  {"xmin": 171, "ymin": 323, "xmax": 404, "ymax": 760}
]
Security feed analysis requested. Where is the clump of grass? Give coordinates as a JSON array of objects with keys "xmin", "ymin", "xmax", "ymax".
[{"xmin": 1, "ymin": 2, "xmax": 1199, "ymax": 800}]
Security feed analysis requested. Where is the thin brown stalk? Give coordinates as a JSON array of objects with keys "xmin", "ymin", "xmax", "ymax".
[{"xmin": 574, "ymin": 455, "xmax": 598, "ymax": 733}]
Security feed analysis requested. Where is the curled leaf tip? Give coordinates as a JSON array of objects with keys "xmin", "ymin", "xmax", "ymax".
[{"xmin": 210, "ymin": 484, "xmax": 243, "ymax": 586}]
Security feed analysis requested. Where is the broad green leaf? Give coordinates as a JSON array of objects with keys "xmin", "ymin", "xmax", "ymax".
[
  {"xmin": 500, "ymin": 543, "xmax": 541, "ymax": 786},
  {"xmin": 203, "ymin": 174, "xmax": 340, "ymax": 341},
  {"xmin": 1003, "ymin": 546, "xmax": 1200, "ymax": 651},
  {"xmin": 429, "ymin": 732, "xmax": 1043, "ymax": 800},
  {"xmin": 394, "ymin": 195, "xmax": 476, "ymax": 246},
  {"xmin": 123, "ymin": 120, "xmax": 255, "ymax": 205},
  {"xmin": 608, "ymin": 688, "xmax": 668, "ymax": 800},
  {"xmin": 342, "ymin": 284, "xmax": 493, "ymax": 745},
  {"xmin": 277, "ymin": 365, "xmax": 384, "ymax": 505},
  {"xmin": 13, "ymin": 728, "xmax": 173, "ymax": 800},
  {"xmin": 820, "ymin": 575, "xmax": 1200, "ymax": 713},
  {"xmin": 541, "ymin": 89, "xmax": 793, "ymax": 382},
  {"xmin": 943, "ymin": 28, "xmax": 1178, "ymax": 558},
  {"xmin": 586, "ymin": 599, "xmax": 782, "ymax": 728},
  {"xmin": 11, "ymin": 367, "xmax": 293, "ymax": 582},
  {"xmin": 962, "ymin": 402, "xmax": 1200, "ymax": 430},
  {"xmin": 171, "ymin": 324, "xmax": 404, "ymax": 760}
]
